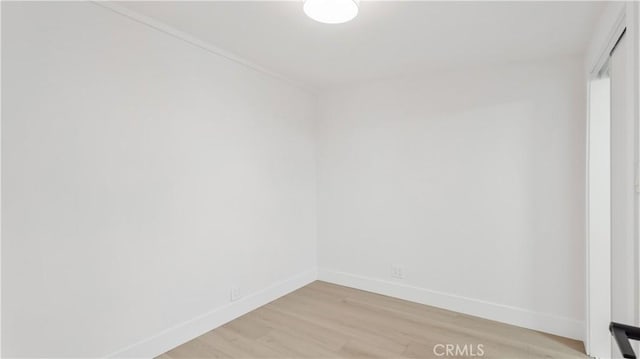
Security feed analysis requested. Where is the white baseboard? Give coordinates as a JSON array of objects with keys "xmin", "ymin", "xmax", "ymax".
[
  {"xmin": 107, "ymin": 267, "xmax": 583, "ymax": 358},
  {"xmin": 318, "ymin": 268, "xmax": 584, "ymax": 341},
  {"xmin": 107, "ymin": 268, "xmax": 318, "ymax": 358}
]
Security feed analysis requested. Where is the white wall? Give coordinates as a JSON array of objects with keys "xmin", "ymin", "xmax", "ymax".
[
  {"xmin": 317, "ymin": 57, "xmax": 586, "ymax": 339},
  {"xmin": 1, "ymin": 2, "xmax": 316, "ymax": 357},
  {"xmin": 2, "ymin": 1, "xmax": 594, "ymax": 356}
]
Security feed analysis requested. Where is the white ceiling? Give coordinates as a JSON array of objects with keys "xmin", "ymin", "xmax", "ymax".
[{"xmin": 120, "ymin": 1, "xmax": 604, "ymax": 89}]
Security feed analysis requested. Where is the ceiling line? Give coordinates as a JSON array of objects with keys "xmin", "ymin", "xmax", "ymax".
[{"xmin": 91, "ymin": 1, "xmax": 313, "ymax": 94}]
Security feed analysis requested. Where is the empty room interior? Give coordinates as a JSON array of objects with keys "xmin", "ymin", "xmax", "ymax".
[{"xmin": 2, "ymin": 1, "xmax": 640, "ymax": 358}]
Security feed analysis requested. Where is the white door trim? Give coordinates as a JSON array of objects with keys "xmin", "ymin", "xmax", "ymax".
[{"xmin": 585, "ymin": 2, "xmax": 640, "ymax": 358}]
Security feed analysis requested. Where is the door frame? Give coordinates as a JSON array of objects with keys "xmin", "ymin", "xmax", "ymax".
[{"xmin": 585, "ymin": 2, "xmax": 640, "ymax": 358}]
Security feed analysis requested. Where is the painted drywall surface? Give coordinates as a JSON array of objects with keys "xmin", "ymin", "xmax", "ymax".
[
  {"xmin": 1, "ymin": 2, "xmax": 316, "ymax": 357},
  {"xmin": 317, "ymin": 58, "xmax": 586, "ymax": 333}
]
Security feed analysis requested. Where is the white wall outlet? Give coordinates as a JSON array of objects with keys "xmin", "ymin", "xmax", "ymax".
[
  {"xmin": 230, "ymin": 285, "xmax": 242, "ymax": 301},
  {"xmin": 391, "ymin": 264, "xmax": 404, "ymax": 279}
]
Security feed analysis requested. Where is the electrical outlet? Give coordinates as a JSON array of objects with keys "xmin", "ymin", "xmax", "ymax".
[
  {"xmin": 230, "ymin": 286, "xmax": 242, "ymax": 301},
  {"xmin": 391, "ymin": 264, "xmax": 404, "ymax": 279}
]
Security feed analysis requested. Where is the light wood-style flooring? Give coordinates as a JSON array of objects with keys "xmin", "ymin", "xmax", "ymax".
[{"xmin": 157, "ymin": 281, "xmax": 586, "ymax": 358}]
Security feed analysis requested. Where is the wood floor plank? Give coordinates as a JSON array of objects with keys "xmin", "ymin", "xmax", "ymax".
[
  {"xmin": 338, "ymin": 338, "xmax": 408, "ymax": 359},
  {"xmin": 255, "ymin": 326, "xmax": 344, "ymax": 358},
  {"xmin": 248, "ymin": 307, "xmax": 349, "ymax": 351},
  {"xmin": 197, "ymin": 328, "xmax": 273, "ymax": 358},
  {"xmin": 266, "ymin": 297, "xmax": 411, "ymax": 354},
  {"xmin": 156, "ymin": 281, "xmax": 586, "ymax": 359},
  {"xmin": 163, "ymin": 337, "xmax": 228, "ymax": 358}
]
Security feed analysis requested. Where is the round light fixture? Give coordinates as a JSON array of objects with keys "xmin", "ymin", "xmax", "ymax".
[{"xmin": 303, "ymin": 0, "xmax": 359, "ymax": 24}]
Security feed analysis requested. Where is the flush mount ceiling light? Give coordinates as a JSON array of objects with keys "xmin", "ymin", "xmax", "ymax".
[{"xmin": 303, "ymin": 0, "xmax": 359, "ymax": 24}]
